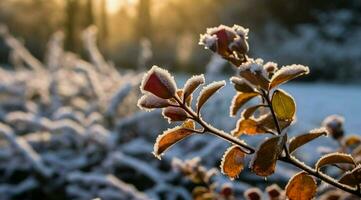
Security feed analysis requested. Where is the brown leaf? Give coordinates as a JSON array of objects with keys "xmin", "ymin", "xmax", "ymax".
[
  {"xmin": 162, "ymin": 107, "xmax": 188, "ymax": 123},
  {"xmin": 241, "ymin": 104, "xmax": 265, "ymax": 119},
  {"xmin": 230, "ymin": 76, "xmax": 255, "ymax": 93},
  {"xmin": 196, "ymin": 81, "xmax": 225, "ymax": 113},
  {"xmin": 137, "ymin": 94, "xmax": 172, "ymax": 110},
  {"xmin": 220, "ymin": 145, "xmax": 246, "ymax": 179},
  {"xmin": 289, "ymin": 127, "xmax": 328, "ymax": 154},
  {"xmin": 173, "ymin": 89, "xmax": 192, "ymax": 106},
  {"xmin": 270, "ymin": 64, "xmax": 309, "ymax": 89},
  {"xmin": 153, "ymin": 121, "xmax": 195, "ymax": 159},
  {"xmin": 271, "ymin": 89, "xmax": 296, "ymax": 121},
  {"xmin": 232, "ymin": 118, "xmax": 267, "ymax": 136},
  {"xmin": 250, "ymin": 135, "xmax": 286, "ymax": 177},
  {"xmin": 230, "ymin": 92, "xmax": 259, "ymax": 116},
  {"xmin": 257, "ymin": 113, "xmax": 292, "ymax": 131},
  {"xmin": 315, "ymin": 152, "xmax": 355, "ymax": 171},
  {"xmin": 285, "ymin": 172, "xmax": 317, "ymax": 200},
  {"xmin": 339, "ymin": 165, "xmax": 361, "ymax": 187},
  {"xmin": 183, "ymin": 74, "xmax": 205, "ymax": 100},
  {"xmin": 239, "ymin": 70, "xmax": 269, "ymax": 90},
  {"xmin": 140, "ymin": 65, "xmax": 177, "ymax": 99}
]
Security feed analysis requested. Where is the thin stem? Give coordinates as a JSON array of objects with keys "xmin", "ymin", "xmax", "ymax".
[
  {"xmin": 173, "ymin": 95, "xmax": 255, "ymax": 154},
  {"xmin": 280, "ymin": 156, "xmax": 361, "ymax": 197}
]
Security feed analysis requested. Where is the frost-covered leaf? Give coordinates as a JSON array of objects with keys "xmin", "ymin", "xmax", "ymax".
[
  {"xmin": 232, "ymin": 118, "xmax": 267, "ymax": 136},
  {"xmin": 342, "ymin": 135, "xmax": 361, "ymax": 147},
  {"xmin": 271, "ymin": 89, "xmax": 296, "ymax": 121},
  {"xmin": 250, "ymin": 135, "xmax": 286, "ymax": 177},
  {"xmin": 270, "ymin": 64, "xmax": 309, "ymax": 89},
  {"xmin": 285, "ymin": 172, "xmax": 317, "ymax": 200},
  {"xmin": 241, "ymin": 104, "xmax": 265, "ymax": 119},
  {"xmin": 230, "ymin": 92, "xmax": 259, "ymax": 116},
  {"xmin": 137, "ymin": 94, "xmax": 172, "ymax": 110},
  {"xmin": 140, "ymin": 65, "xmax": 177, "ymax": 99},
  {"xmin": 153, "ymin": 121, "xmax": 195, "ymax": 159},
  {"xmin": 258, "ymin": 113, "xmax": 292, "ymax": 131},
  {"xmin": 220, "ymin": 145, "xmax": 245, "ymax": 179},
  {"xmin": 244, "ymin": 188, "xmax": 262, "ymax": 200},
  {"xmin": 339, "ymin": 165, "xmax": 361, "ymax": 187},
  {"xmin": 162, "ymin": 107, "xmax": 188, "ymax": 123},
  {"xmin": 174, "ymin": 89, "xmax": 192, "ymax": 106},
  {"xmin": 196, "ymin": 81, "xmax": 226, "ymax": 113},
  {"xmin": 266, "ymin": 184, "xmax": 283, "ymax": 200},
  {"xmin": 183, "ymin": 74, "xmax": 205, "ymax": 100},
  {"xmin": 239, "ymin": 69, "xmax": 269, "ymax": 90},
  {"xmin": 289, "ymin": 128, "xmax": 328, "ymax": 154},
  {"xmin": 315, "ymin": 152, "xmax": 355, "ymax": 171},
  {"xmin": 230, "ymin": 76, "xmax": 254, "ymax": 93}
]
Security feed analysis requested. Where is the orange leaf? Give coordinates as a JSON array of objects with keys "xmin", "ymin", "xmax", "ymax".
[
  {"xmin": 289, "ymin": 127, "xmax": 328, "ymax": 154},
  {"xmin": 196, "ymin": 81, "xmax": 225, "ymax": 113},
  {"xmin": 285, "ymin": 172, "xmax": 317, "ymax": 200},
  {"xmin": 153, "ymin": 121, "xmax": 195, "ymax": 159},
  {"xmin": 270, "ymin": 64, "xmax": 309, "ymax": 89},
  {"xmin": 232, "ymin": 118, "xmax": 267, "ymax": 136},
  {"xmin": 250, "ymin": 135, "xmax": 286, "ymax": 177},
  {"xmin": 220, "ymin": 145, "xmax": 245, "ymax": 179},
  {"xmin": 140, "ymin": 66, "xmax": 177, "ymax": 99},
  {"xmin": 230, "ymin": 92, "xmax": 259, "ymax": 116}
]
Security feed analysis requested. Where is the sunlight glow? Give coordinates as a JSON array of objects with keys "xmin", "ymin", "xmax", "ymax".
[{"xmin": 107, "ymin": 0, "xmax": 138, "ymax": 14}]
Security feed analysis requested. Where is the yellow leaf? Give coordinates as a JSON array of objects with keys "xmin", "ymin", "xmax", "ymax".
[
  {"xmin": 153, "ymin": 121, "xmax": 195, "ymax": 159},
  {"xmin": 271, "ymin": 90, "xmax": 296, "ymax": 121},
  {"xmin": 220, "ymin": 145, "xmax": 245, "ymax": 179},
  {"xmin": 230, "ymin": 92, "xmax": 259, "ymax": 116},
  {"xmin": 289, "ymin": 128, "xmax": 328, "ymax": 154},
  {"xmin": 270, "ymin": 64, "xmax": 309, "ymax": 89},
  {"xmin": 285, "ymin": 172, "xmax": 317, "ymax": 200},
  {"xmin": 250, "ymin": 135, "xmax": 286, "ymax": 177},
  {"xmin": 315, "ymin": 152, "xmax": 355, "ymax": 171}
]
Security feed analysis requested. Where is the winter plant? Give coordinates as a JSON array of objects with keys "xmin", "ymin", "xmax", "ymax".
[{"xmin": 137, "ymin": 24, "xmax": 361, "ymax": 199}]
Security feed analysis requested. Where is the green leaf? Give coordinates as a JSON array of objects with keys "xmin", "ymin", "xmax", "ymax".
[
  {"xmin": 271, "ymin": 89, "xmax": 296, "ymax": 121},
  {"xmin": 289, "ymin": 128, "xmax": 328, "ymax": 154}
]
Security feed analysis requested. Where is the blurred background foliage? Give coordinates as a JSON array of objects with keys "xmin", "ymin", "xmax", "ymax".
[{"xmin": 1, "ymin": 0, "xmax": 361, "ymax": 81}]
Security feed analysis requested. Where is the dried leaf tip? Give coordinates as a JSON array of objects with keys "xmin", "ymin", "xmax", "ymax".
[{"xmin": 140, "ymin": 65, "xmax": 177, "ymax": 99}]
